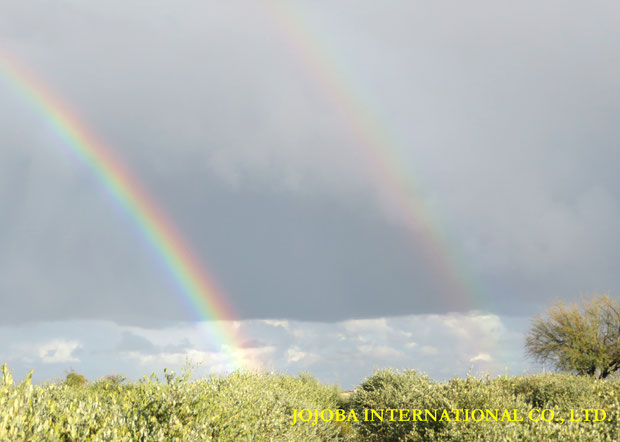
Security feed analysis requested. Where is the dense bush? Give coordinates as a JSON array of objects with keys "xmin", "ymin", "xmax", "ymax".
[
  {"xmin": 346, "ymin": 369, "xmax": 619, "ymax": 441},
  {"xmin": 348, "ymin": 369, "xmax": 450, "ymax": 440},
  {"xmin": 1, "ymin": 363, "xmax": 618, "ymax": 440},
  {"xmin": 63, "ymin": 371, "xmax": 88, "ymax": 388},
  {"xmin": 0, "ymin": 364, "xmax": 350, "ymax": 441}
]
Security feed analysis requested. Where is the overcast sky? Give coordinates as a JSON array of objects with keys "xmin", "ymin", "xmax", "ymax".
[{"xmin": 1, "ymin": 0, "xmax": 619, "ymax": 387}]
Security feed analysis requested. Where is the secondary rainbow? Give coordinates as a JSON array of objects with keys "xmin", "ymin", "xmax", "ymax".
[
  {"xmin": 0, "ymin": 48, "xmax": 258, "ymax": 371},
  {"xmin": 264, "ymin": 1, "xmax": 488, "ymax": 312}
]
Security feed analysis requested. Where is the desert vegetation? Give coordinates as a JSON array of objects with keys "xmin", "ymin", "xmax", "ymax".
[
  {"xmin": 1, "ymin": 363, "xmax": 618, "ymax": 441},
  {"xmin": 525, "ymin": 294, "xmax": 619, "ymax": 379}
]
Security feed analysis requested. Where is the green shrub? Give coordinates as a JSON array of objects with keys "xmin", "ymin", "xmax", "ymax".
[
  {"xmin": 348, "ymin": 369, "xmax": 450, "ymax": 441},
  {"xmin": 0, "ymin": 364, "xmax": 354, "ymax": 441},
  {"xmin": 0, "ymin": 363, "xmax": 617, "ymax": 441},
  {"xmin": 350, "ymin": 370, "xmax": 619, "ymax": 441},
  {"xmin": 508, "ymin": 373, "xmax": 593, "ymax": 408},
  {"xmin": 64, "ymin": 371, "xmax": 88, "ymax": 388}
]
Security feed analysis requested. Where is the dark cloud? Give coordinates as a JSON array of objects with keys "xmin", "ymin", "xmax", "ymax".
[
  {"xmin": 1, "ymin": 0, "xmax": 619, "ymax": 331},
  {"xmin": 0, "ymin": 169, "xmax": 451, "ymax": 323}
]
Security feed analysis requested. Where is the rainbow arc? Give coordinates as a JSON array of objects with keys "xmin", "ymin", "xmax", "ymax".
[{"xmin": 0, "ymin": 48, "xmax": 258, "ymax": 372}]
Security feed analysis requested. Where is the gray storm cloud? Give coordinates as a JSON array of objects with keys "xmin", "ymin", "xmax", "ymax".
[{"xmin": 1, "ymin": 0, "xmax": 618, "ymax": 328}]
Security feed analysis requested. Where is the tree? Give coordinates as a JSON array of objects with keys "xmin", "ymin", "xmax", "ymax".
[
  {"xmin": 525, "ymin": 294, "xmax": 619, "ymax": 379},
  {"xmin": 64, "ymin": 370, "xmax": 88, "ymax": 388}
]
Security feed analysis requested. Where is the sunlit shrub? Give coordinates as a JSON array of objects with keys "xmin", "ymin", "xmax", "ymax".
[
  {"xmin": 64, "ymin": 371, "xmax": 88, "ymax": 388},
  {"xmin": 349, "ymin": 369, "xmax": 619, "ymax": 441},
  {"xmin": 0, "ymin": 364, "xmax": 353, "ymax": 441},
  {"xmin": 0, "ymin": 363, "xmax": 617, "ymax": 441}
]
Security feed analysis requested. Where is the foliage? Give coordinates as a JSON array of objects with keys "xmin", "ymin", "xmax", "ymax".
[
  {"xmin": 525, "ymin": 294, "xmax": 620, "ymax": 378},
  {"xmin": 348, "ymin": 369, "xmax": 449, "ymax": 440},
  {"xmin": 345, "ymin": 369, "xmax": 619, "ymax": 441},
  {"xmin": 64, "ymin": 371, "xmax": 88, "ymax": 388},
  {"xmin": 1, "ymin": 363, "xmax": 618, "ymax": 440},
  {"xmin": 91, "ymin": 374, "xmax": 127, "ymax": 389},
  {"xmin": 0, "ymin": 364, "xmax": 350, "ymax": 441}
]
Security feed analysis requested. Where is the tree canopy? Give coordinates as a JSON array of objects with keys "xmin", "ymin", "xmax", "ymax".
[{"xmin": 525, "ymin": 294, "xmax": 620, "ymax": 379}]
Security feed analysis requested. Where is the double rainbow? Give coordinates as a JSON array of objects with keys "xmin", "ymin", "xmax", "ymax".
[{"xmin": 1, "ymin": 2, "xmax": 491, "ymax": 372}]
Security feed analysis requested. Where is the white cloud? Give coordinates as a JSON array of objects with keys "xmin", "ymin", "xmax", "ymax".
[
  {"xmin": 469, "ymin": 353, "xmax": 493, "ymax": 363},
  {"xmin": 123, "ymin": 349, "xmax": 233, "ymax": 374},
  {"xmin": 38, "ymin": 339, "xmax": 81, "ymax": 364},
  {"xmin": 123, "ymin": 321, "xmax": 249, "ymax": 352},
  {"xmin": 291, "ymin": 328, "xmax": 316, "ymax": 339},
  {"xmin": 287, "ymin": 346, "xmax": 320, "ymax": 365},
  {"xmin": 431, "ymin": 313, "xmax": 506, "ymax": 354},
  {"xmin": 0, "ymin": 313, "xmax": 535, "ymax": 388},
  {"xmin": 358, "ymin": 344, "xmax": 403, "ymax": 360},
  {"xmin": 341, "ymin": 318, "xmax": 392, "ymax": 333},
  {"xmin": 419, "ymin": 346, "xmax": 439, "ymax": 356},
  {"xmin": 263, "ymin": 320, "xmax": 289, "ymax": 329},
  {"xmin": 120, "ymin": 342, "xmax": 275, "ymax": 375},
  {"xmin": 440, "ymin": 313, "xmax": 503, "ymax": 337}
]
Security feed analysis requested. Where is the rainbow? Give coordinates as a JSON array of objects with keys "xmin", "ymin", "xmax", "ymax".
[
  {"xmin": 263, "ymin": 2, "xmax": 498, "ymax": 365},
  {"xmin": 263, "ymin": 1, "xmax": 487, "ymax": 312},
  {"xmin": 0, "ymin": 48, "xmax": 258, "ymax": 372}
]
